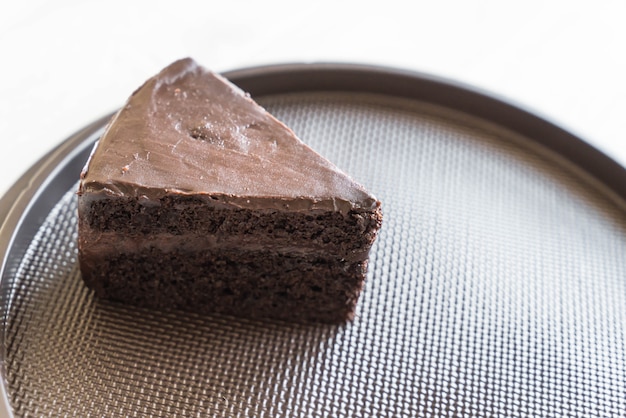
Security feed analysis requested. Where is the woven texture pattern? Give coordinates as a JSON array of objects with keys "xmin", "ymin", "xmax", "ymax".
[{"xmin": 4, "ymin": 93, "xmax": 626, "ymax": 417}]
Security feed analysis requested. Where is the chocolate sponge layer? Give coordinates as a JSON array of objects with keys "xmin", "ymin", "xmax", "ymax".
[
  {"xmin": 81, "ymin": 195, "xmax": 382, "ymax": 253},
  {"xmin": 80, "ymin": 246, "xmax": 369, "ymax": 323}
]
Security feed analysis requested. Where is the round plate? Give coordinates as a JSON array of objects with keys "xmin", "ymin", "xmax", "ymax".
[{"xmin": 1, "ymin": 64, "xmax": 625, "ymax": 417}]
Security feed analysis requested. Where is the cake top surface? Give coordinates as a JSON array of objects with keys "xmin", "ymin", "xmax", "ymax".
[{"xmin": 79, "ymin": 58, "xmax": 378, "ymax": 211}]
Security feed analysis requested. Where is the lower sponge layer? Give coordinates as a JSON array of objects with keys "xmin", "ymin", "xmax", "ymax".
[{"xmin": 80, "ymin": 247, "xmax": 368, "ymax": 323}]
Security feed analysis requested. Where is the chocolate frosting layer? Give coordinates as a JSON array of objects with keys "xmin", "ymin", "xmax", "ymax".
[
  {"xmin": 79, "ymin": 58, "xmax": 379, "ymax": 212},
  {"xmin": 79, "ymin": 230, "xmax": 372, "ymax": 264}
]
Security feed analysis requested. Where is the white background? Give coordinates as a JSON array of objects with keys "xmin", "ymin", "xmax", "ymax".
[{"xmin": 1, "ymin": 0, "xmax": 625, "ymax": 198}]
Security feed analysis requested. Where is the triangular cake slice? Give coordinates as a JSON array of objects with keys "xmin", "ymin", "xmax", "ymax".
[{"xmin": 77, "ymin": 58, "xmax": 382, "ymax": 323}]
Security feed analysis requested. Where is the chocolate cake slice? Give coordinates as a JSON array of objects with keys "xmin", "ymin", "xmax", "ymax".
[{"xmin": 77, "ymin": 58, "xmax": 382, "ymax": 323}]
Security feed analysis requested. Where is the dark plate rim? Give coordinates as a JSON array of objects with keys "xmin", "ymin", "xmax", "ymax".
[{"xmin": 0, "ymin": 62, "xmax": 624, "ymax": 417}]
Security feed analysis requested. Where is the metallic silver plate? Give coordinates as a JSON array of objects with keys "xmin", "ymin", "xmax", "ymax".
[{"xmin": 1, "ymin": 65, "xmax": 625, "ymax": 417}]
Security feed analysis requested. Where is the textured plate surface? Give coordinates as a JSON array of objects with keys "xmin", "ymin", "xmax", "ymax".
[{"xmin": 2, "ymin": 88, "xmax": 626, "ymax": 416}]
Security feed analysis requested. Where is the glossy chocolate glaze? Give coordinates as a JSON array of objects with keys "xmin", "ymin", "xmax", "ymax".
[{"xmin": 78, "ymin": 58, "xmax": 379, "ymax": 212}]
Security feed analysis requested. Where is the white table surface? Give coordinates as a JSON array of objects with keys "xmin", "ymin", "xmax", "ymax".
[{"xmin": 1, "ymin": 0, "xmax": 625, "ymax": 199}]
